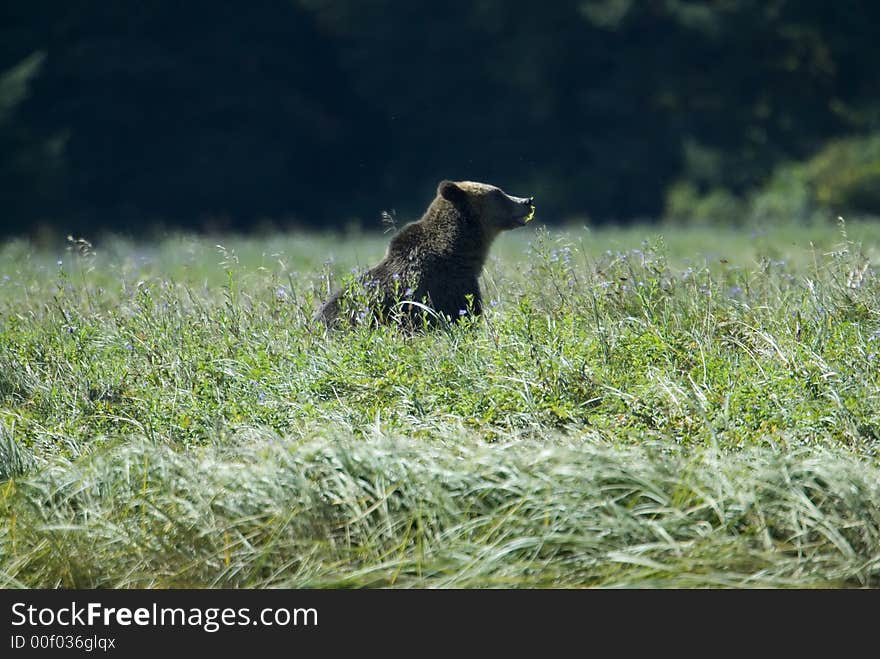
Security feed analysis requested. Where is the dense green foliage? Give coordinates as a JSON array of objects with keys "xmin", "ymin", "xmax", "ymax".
[
  {"xmin": 670, "ymin": 134, "xmax": 880, "ymax": 224},
  {"xmin": 2, "ymin": 1, "xmax": 879, "ymax": 235},
  {"xmin": 1, "ymin": 221, "xmax": 879, "ymax": 587}
]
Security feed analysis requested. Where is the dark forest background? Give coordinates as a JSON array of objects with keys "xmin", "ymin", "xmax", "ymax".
[{"xmin": 1, "ymin": 0, "xmax": 879, "ymax": 238}]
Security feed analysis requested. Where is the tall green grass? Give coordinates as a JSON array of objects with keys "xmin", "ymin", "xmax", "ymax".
[
  {"xmin": 1, "ymin": 220, "xmax": 879, "ymax": 587},
  {"xmin": 3, "ymin": 435, "xmax": 879, "ymax": 588}
]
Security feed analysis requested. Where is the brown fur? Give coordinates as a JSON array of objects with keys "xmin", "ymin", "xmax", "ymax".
[{"xmin": 315, "ymin": 180, "xmax": 534, "ymax": 327}]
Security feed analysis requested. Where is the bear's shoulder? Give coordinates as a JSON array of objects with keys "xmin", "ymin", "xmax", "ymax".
[{"xmin": 387, "ymin": 219, "xmax": 426, "ymax": 256}]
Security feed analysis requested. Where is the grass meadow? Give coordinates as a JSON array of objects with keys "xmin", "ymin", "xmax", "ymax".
[{"xmin": 1, "ymin": 219, "xmax": 880, "ymax": 587}]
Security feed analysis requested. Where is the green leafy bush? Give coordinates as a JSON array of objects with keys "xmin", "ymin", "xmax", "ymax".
[{"xmin": 664, "ymin": 181, "xmax": 746, "ymax": 225}]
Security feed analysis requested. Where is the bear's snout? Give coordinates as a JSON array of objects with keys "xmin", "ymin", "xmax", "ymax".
[{"xmin": 510, "ymin": 194, "xmax": 535, "ymax": 217}]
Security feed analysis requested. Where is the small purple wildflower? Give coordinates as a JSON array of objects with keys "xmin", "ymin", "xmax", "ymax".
[{"xmin": 729, "ymin": 286, "xmax": 743, "ymax": 298}]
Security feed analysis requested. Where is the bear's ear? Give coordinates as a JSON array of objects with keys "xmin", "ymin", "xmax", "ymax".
[{"xmin": 437, "ymin": 180, "xmax": 466, "ymax": 205}]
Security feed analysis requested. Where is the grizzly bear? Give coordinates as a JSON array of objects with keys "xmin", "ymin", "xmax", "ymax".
[{"xmin": 315, "ymin": 180, "xmax": 535, "ymax": 327}]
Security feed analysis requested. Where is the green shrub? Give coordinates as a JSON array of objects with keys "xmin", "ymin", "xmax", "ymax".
[
  {"xmin": 804, "ymin": 133, "xmax": 880, "ymax": 214},
  {"xmin": 664, "ymin": 181, "xmax": 745, "ymax": 225},
  {"xmin": 749, "ymin": 163, "xmax": 813, "ymax": 222},
  {"xmin": 667, "ymin": 133, "xmax": 880, "ymax": 224}
]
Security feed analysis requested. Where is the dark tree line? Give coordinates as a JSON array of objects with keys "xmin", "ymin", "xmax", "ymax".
[{"xmin": 1, "ymin": 0, "xmax": 878, "ymax": 237}]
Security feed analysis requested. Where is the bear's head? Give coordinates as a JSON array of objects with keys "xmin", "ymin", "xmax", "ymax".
[{"xmin": 437, "ymin": 180, "xmax": 534, "ymax": 234}]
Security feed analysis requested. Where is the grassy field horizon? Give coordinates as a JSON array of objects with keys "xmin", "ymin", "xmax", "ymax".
[{"xmin": 2, "ymin": 218, "xmax": 880, "ymax": 587}]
